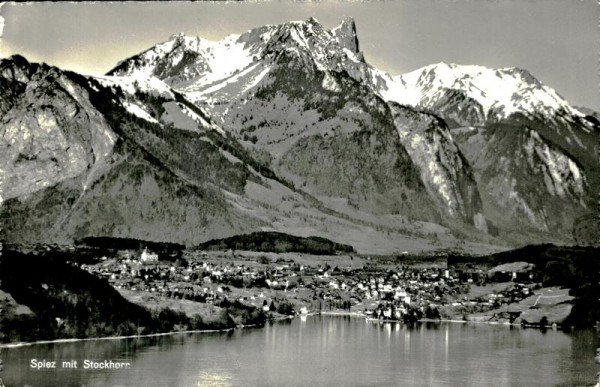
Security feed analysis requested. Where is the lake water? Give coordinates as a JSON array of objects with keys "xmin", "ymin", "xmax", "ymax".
[{"xmin": 1, "ymin": 316, "xmax": 598, "ymax": 386}]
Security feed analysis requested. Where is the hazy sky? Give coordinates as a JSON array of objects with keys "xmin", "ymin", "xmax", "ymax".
[{"xmin": 0, "ymin": 1, "xmax": 598, "ymax": 109}]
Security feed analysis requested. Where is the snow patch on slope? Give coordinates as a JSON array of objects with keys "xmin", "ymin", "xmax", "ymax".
[
  {"xmin": 123, "ymin": 101, "xmax": 159, "ymax": 124},
  {"xmin": 198, "ymin": 34, "xmax": 256, "ymax": 85},
  {"xmin": 322, "ymin": 72, "xmax": 341, "ymax": 92},
  {"xmin": 186, "ymin": 62, "xmax": 267, "ymax": 98},
  {"xmin": 97, "ymin": 74, "xmax": 175, "ymax": 99},
  {"xmin": 112, "ymin": 33, "xmax": 257, "ymax": 91}
]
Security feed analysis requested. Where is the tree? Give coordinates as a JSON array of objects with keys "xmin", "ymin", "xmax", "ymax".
[{"xmin": 277, "ymin": 300, "xmax": 295, "ymax": 315}]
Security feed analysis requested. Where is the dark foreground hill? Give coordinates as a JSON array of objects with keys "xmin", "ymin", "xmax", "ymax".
[{"xmin": 0, "ymin": 247, "xmax": 263, "ymax": 343}]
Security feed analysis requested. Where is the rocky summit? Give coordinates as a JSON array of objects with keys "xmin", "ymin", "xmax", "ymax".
[{"xmin": 1, "ymin": 18, "xmax": 598, "ymax": 252}]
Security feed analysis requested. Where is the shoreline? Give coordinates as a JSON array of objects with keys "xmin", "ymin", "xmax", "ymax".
[
  {"xmin": 0, "ymin": 313, "xmax": 301, "ymax": 349},
  {"xmin": 0, "ymin": 311, "xmax": 568, "ymax": 348},
  {"xmin": 318, "ymin": 311, "xmax": 505, "ymax": 324},
  {"xmin": 319, "ymin": 311, "xmax": 365, "ymax": 317},
  {"xmin": 0, "ymin": 327, "xmax": 236, "ymax": 349},
  {"xmin": 320, "ymin": 312, "xmax": 542, "ymax": 328}
]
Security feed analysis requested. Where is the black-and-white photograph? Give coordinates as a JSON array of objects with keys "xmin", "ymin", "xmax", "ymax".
[{"xmin": 0, "ymin": 1, "xmax": 599, "ymax": 385}]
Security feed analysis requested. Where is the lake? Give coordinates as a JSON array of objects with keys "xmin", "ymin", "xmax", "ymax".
[{"xmin": 1, "ymin": 316, "xmax": 598, "ymax": 386}]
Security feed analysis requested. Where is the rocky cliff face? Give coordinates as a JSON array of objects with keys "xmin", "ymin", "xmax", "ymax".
[
  {"xmin": 389, "ymin": 104, "xmax": 484, "ymax": 230},
  {"xmin": 0, "ymin": 56, "xmax": 116, "ymax": 203},
  {"xmin": 454, "ymin": 125, "xmax": 589, "ymax": 240}
]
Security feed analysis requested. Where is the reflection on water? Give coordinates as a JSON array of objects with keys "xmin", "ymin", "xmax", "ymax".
[
  {"xmin": 196, "ymin": 370, "xmax": 234, "ymax": 387},
  {"xmin": 1, "ymin": 316, "xmax": 598, "ymax": 386}
]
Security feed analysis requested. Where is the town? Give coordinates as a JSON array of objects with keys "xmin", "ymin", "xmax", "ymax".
[{"xmin": 78, "ymin": 245, "xmax": 564, "ymax": 327}]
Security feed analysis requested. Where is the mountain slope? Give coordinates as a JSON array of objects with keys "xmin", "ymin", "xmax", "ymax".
[{"xmin": 109, "ymin": 17, "xmax": 600, "ymax": 245}]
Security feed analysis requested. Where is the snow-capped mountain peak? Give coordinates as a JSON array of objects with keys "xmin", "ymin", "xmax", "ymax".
[
  {"xmin": 109, "ymin": 31, "xmax": 257, "ymax": 90},
  {"xmin": 108, "ymin": 18, "xmax": 368, "ymax": 107},
  {"xmin": 331, "ymin": 17, "xmax": 360, "ymax": 53},
  {"xmin": 235, "ymin": 16, "xmax": 362, "ymax": 71},
  {"xmin": 110, "ymin": 18, "xmax": 362, "ymax": 82},
  {"xmin": 377, "ymin": 62, "xmax": 583, "ymax": 121}
]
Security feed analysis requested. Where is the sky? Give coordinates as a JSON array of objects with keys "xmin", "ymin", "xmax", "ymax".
[{"xmin": 0, "ymin": 0, "xmax": 598, "ymax": 109}]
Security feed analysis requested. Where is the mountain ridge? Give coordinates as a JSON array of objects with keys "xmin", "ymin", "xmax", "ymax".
[
  {"xmin": 1, "ymin": 17, "xmax": 598, "ymax": 251},
  {"xmin": 2, "ymin": 54, "xmax": 495, "ymax": 254},
  {"xmin": 106, "ymin": 16, "xmax": 600, "ymax": 245}
]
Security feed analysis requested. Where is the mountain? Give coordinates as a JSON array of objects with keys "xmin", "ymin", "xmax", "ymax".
[
  {"xmin": 1, "ymin": 17, "xmax": 598, "ymax": 251},
  {"xmin": 1, "ymin": 54, "xmax": 484, "ymax": 254},
  {"xmin": 110, "ymin": 17, "xmax": 599, "ymax": 245},
  {"xmin": 108, "ymin": 18, "xmax": 367, "ymax": 102},
  {"xmin": 0, "ymin": 55, "xmax": 261, "ymax": 245},
  {"xmin": 375, "ymin": 62, "xmax": 599, "ymax": 241},
  {"xmin": 381, "ymin": 63, "xmax": 583, "ymax": 122},
  {"xmin": 109, "ymin": 18, "xmax": 488, "ymax": 235}
]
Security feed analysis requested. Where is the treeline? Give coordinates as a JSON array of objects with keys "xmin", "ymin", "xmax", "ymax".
[
  {"xmin": 449, "ymin": 244, "xmax": 600, "ymax": 328},
  {"xmin": 195, "ymin": 231, "xmax": 355, "ymax": 255},
  {"xmin": 0, "ymin": 248, "xmax": 264, "ymax": 343}
]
